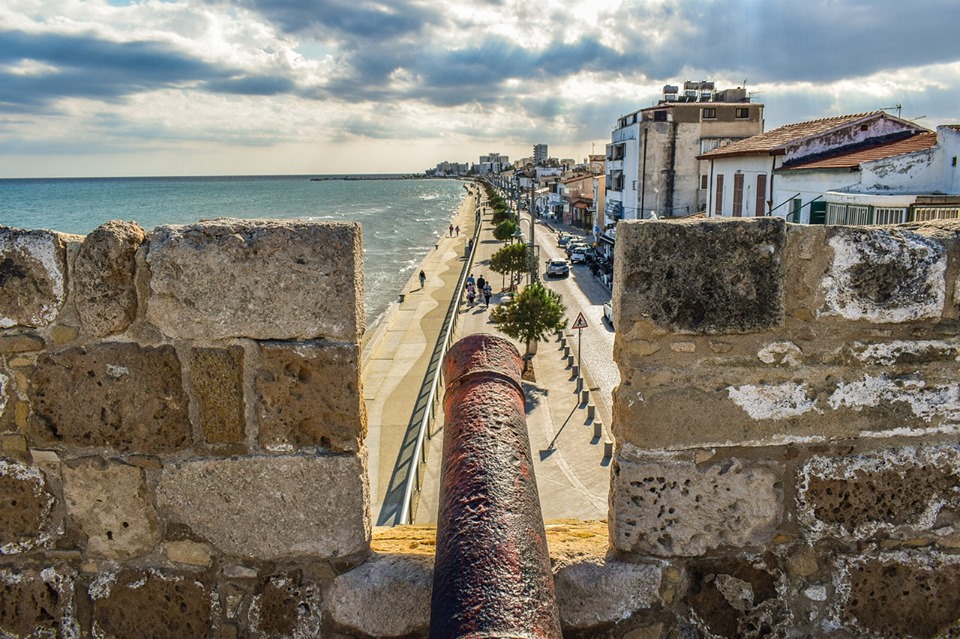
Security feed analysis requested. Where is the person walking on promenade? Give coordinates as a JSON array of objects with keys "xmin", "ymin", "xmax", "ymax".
[
  {"xmin": 482, "ymin": 283, "xmax": 492, "ymax": 308},
  {"xmin": 476, "ymin": 275, "xmax": 486, "ymax": 292},
  {"xmin": 419, "ymin": 270, "xmax": 426, "ymax": 289},
  {"xmin": 449, "ymin": 224, "xmax": 454, "ymax": 237},
  {"xmin": 466, "ymin": 282, "xmax": 476, "ymax": 307},
  {"xmin": 455, "ymin": 225, "xmax": 460, "ymax": 236}
]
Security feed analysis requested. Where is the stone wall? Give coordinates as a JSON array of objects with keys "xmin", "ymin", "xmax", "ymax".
[
  {"xmin": 0, "ymin": 219, "xmax": 370, "ymax": 638},
  {"xmin": 606, "ymin": 217, "xmax": 960, "ymax": 638}
]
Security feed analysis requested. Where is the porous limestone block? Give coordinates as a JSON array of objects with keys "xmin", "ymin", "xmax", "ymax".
[
  {"xmin": 90, "ymin": 570, "xmax": 213, "ymax": 639},
  {"xmin": 249, "ymin": 572, "xmax": 322, "ymax": 638},
  {"xmin": 28, "ymin": 342, "xmax": 190, "ymax": 453},
  {"xmin": 326, "ymin": 554, "xmax": 433, "ymax": 638},
  {"xmin": 554, "ymin": 557, "xmax": 662, "ymax": 630},
  {"xmin": 818, "ymin": 225, "xmax": 947, "ymax": 323},
  {"xmin": 798, "ymin": 446, "xmax": 960, "ymax": 542},
  {"xmin": 0, "ymin": 334, "xmax": 45, "ymax": 353},
  {"xmin": 0, "ymin": 567, "xmax": 77, "ymax": 638},
  {"xmin": 613, "ymin": 218, "xmax": 785, "ymax": 336},
  {"xmin": 156, "ymin": 454, "xmax": 369, "ymax": 560},
  {"xmin": 190, "ymin": 346, "xmax": 246, "ymax": 445},
  {"xmin": 610, "ymin": 447, "xmax": 782, "ymax": 557},
  {"xmin": 0, "ymin": 459, "xmax": 55, "ymax": 554},
  {"xmin": 74, "ymin": 220, "xmax": 146, "ymax": 337},
  {"xmin": 683, "ymin": 557, "xmax": 789, "ymax": 638},
  {"xmin": 256, "ymin": 340, "xmax": 365, "ymax": 453},
  {"xmin": 146, "ymin": 219, "xmax": 364, "ymax": 341},
  {"xmin": 62, "ymin": 458, "xmax": 160, "ymax": 559},
  {"xmin": 837, "ymin": 552, "xmax": 960, "ymax": 638},
  {"xmin": 0, "ymin": 228, "xmax": 67, "ymax": 329}
]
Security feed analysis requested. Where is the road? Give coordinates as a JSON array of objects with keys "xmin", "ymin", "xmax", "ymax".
[{"xmin": 529, "ymin": 214, "xmax": 620, "ymax": 428}]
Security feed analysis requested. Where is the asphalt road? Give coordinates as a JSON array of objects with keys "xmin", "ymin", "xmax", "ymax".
[{"xmin": 531, "ymin": 216, "xmax": 619, "ymax": 427}]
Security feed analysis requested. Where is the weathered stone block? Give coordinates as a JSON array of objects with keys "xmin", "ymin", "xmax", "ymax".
[
  {"xmin": 0, "ymin": 228, "xmax": 67, "ymax": 329},
  {"xmin": 146, "ymin": 219, "xmax": 364, "ymax": 341},
  {"xmin": 190, "ymin": 346, "xmax": 245, "ymax": 445},
  {"xmin": 610, "ymin": 448, "xmax": 782, "ymax": 556},
  {"xmin": 91, "ymin": 570, "xmax": 213, "ymax": 639},
  {"xmin": 820, "ymin": 226, "xmax": 946, "ymax": 322},
  {"xmin": 256, "ymin": 341, "xmax": 364, "ymax": 453},
  {"xmin": 74, "ymin": 220, "xmax": 146, "ymax": 337},
  {"xmin": 0, "ymin": 333, "xmax": 45, "ymax": 353},
  {"xmin": 0, "ymin": 568, "xmax": 77, "ymax": 638},
  {"xmin": 250, "ymin": 572, "xmax": 322, "ymax": 638},
  {"xmin": 684, "ymin": 558, "xmax": 788, "ymax": 639},
  {"xmin": 326, "ymin": 554, "xmax": 433, "ymax": 637},
  {"xmin": 614, "ymin": 218, "xmax": 785, "ymax": 334},
  {"xmin": 156, "ymin": 454, "xmax": 369, "ymax": 560},
  {"xmin": 554, "ymin": 558, "xmax": 661, "ymax": 630},
  {"xmin": 839, "ymin": 552, "xmax": 960, "ymax": 638},
  {"xmin": 0, "ymin": 459, "xmax": 55, "ymax": 554},
  {"xmin": 798, "ymin": 446, "xmax": 960, "ymax": 541},
  {"xmin": 62, "ymin": 458, "xmax": 160, "ymax": 559},
  {"xmin": 28, "ymin": 342, "xmax": 190, "ymax": 453}
]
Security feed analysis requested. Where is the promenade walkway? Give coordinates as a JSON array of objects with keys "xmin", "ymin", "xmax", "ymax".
[{"xmin": 362, "ymin": 183, "xmax": 610, "ymax": 527}]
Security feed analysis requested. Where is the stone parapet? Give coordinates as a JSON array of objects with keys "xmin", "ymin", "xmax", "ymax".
[{"xmin": 0, "ymin": 219, "xmax": 369, "ymax": 638}]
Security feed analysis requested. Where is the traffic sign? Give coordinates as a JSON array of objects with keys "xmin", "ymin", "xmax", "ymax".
[{"xmin": 571, "ymin": 312, "xmax": 588, "ymax": 330}]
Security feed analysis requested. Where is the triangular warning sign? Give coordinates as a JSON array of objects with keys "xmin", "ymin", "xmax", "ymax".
[{"xmin": 571, "ymin": 312, "xmax": 588, "ymax": 330}]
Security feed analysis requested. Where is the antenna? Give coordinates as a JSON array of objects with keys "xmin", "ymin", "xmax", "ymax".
[{"xmin": 881, "ymin": 104, "xmax": 903, "ymax": 118}]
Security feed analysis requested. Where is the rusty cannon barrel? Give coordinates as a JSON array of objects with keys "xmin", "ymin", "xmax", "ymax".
[{"xmin": 429, "ymin": 333, "xmax": 561, "ymax": 639}]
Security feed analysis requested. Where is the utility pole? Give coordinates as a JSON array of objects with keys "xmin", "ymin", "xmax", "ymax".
[{"xmin": 529, "ymin": 181, "xmax": 538, "ymax": 283}]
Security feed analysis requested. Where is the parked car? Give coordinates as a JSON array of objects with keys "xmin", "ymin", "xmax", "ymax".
[
  {"xmin": 569, "ymin": 246, "xmax": 595, "ymax": 263},
  {"xmin": 566, "ymin": 242, "xmax": 589, "ymax": 257},
  {"xmin": 557, "ymin": 233, "xmax": 572, "ymax": 247},
  {"xmin": 603, "ymin": 301, "xmax": 614, "ymax": 329},
  {"xmin": 545, "ymin": 259, "xmax": 570, "ymax": 277}
]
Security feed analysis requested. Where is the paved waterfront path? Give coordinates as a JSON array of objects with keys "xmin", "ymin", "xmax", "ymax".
[{"xmin": 362, "ymin": 183, "xmax": 478, "ymax": 523}]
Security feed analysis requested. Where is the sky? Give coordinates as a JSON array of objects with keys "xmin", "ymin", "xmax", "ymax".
[{"xmin": 1, "ymin": 0, "xmax": 959, "ymax": 178}]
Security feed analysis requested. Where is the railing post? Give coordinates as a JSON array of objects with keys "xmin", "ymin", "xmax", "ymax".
[{"xmin": 430, "ymin": 334, "xmax": 562, "ymax": 639}]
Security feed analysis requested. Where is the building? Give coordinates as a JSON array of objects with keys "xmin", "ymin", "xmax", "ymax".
[
  {"xmin": 477, "ymin": 152, "xmax": 510, "ymax": 176},
  {"xmin": 533, "ymin": 144, "xmax": 549, "ymax": 166},
  {"xmin": 604, "ymin": 81, "xmax": 764, "ymax": 231},
  {"xmin": 698, "ymin": 111, "xmax": 947, "ymax": 223}
]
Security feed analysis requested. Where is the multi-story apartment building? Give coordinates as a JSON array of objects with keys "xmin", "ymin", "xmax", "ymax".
[
  {"xmin": 604, "ymin": 81, "xmax": 764, "ymax": 231},
  {"xmin": 477, "ymin": 152, "xmax": 510, "ymax": 175},
  {"xmin": 533, "ymin": 144, "xmax": 549, "ymax": 166}
]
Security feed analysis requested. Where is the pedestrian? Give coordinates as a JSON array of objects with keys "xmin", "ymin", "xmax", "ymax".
[
  {"xmin": 419, "ymin": 270, "xmax": 426, "ymax": 289},
  {"xmin": 449, "ymin": 224, "xmax": 454, "ymax": 237},
  {"xmin": 455, "ymin": 225, "xmax": 460, "ymax": 236},
  {"xmin": 466, "ymin": 273, "xmax": 475, "ymax": 287},
  {"xmin": 466, "ymin": 283, "xmax": 476, "ymax": 307},
  {"xmin": 482, "ymin": 283, "xmax": 492, "ymax": 307},
  {"xmin": 476, "ymin": 275, "xmax": 486, "ymax": 292}
]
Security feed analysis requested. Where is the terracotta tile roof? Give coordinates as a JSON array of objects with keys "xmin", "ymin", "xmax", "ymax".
[
  {"xmin": 699, "ymin": 111, "xmax": 891, "ymax": 159},
  {"xmin": 778, "ymin": 132, "xmax": 938, "ymax": 171}
]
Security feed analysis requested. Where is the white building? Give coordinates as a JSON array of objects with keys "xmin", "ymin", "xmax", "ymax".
[
  {"xmin": 533, "ymin": 144, "xmax": 549, "ymax": 165},
  {"xmin": 477, "ymin": 152, "xmax": 510, "ymax": 176},
  {"xmin": 699, "ymin": 111, "xmax": 932, "ymax": 223}
]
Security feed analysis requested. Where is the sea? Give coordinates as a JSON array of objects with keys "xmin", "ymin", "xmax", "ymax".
[{"xmin": 0, "ymin": 174, "xmax": 469, "ymax": 329}]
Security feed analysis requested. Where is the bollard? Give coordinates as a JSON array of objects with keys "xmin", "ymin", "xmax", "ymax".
[
  {"xmin": 604, "ymin": 439, "xmax": 614, "ymax": 459},
  {"xmin": 593, "ymin": 420, "xmax": 603, "ymax": 439},
  {"xmin": 572, "ymin": 365, "xmax": 579, "ymax": 379},
  {"xmin": 581, "ymin": 389, "xmax": 590, "ymax": 405},
  {"xmin": 587, "ymin": 404, "xmax": 595, "ymax": 421},
  {"xmin": 431, "ymin": 334, "xmax": 562, "ymax": 639}
]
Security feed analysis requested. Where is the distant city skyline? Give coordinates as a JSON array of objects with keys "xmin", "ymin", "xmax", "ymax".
[{"xmin": 1, "ymin": 0, "xmax": 959, "ymax": 178}]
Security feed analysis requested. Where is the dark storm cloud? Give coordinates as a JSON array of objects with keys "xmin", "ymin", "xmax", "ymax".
[
  {"xmin": 0, "ymin": 29, "xmax": 299, "ymax": 112},
  {"xmin": 626, "ymin": 0, "xmax": 960, "ymax": 83},
  {"xmin": 218, "ymin": 0, "xmax": 439, "ymax": 38}
]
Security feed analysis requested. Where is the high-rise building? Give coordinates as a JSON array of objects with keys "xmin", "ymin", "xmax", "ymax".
[{"xmin": 533, "ymin": 144, "xmax": 548, "ymax": 166}]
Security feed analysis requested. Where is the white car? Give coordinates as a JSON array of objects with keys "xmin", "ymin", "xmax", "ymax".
[
  {"xmin": 603, "ymin": 301, "xmax": 614, "ymax": 329},
  {"xmin": 545, "ymin": 259, "xmax": 570, "ymax": 277}
]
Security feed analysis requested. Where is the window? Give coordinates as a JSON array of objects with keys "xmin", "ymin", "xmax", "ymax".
[
  {"xmin": 702, "ymin": 108, "xmax": 716, "ymax": 120},
  {"xmin": 700, "ymin": 175, "xmax": 709, "ymax": 190},
  {"xmin": 735, "ymin": 108, "xmax": 749, "ymax": 119},
  {"xmin": 913, "ymin": 207, "xmax": 960, "ymax": 221},
  {"xmin": 873, "ymin": 208, "xmax": 908, "ymax": 225},
  {"xmin": 654, "ymin": 110, "xmax": 668, "ymax": 122},
  {"xmin": 755, "ymin": 174, "xmax": 767, "ymax": 216},
  {"xmin": 733, "ymin": 173, "xmax": 744, "ymax": 217},
  {"xmin": 715, "ymin": 174, "xmax": 724, "ymax": 215}
]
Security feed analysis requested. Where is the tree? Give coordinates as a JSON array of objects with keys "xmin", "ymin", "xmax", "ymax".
[
  {"xmin": 490, "ymin": 282, "xmax": 567, "ymax": 364},
  {"xmin": 489, "ymin": 242, "xmax": 528, "ymax": 291},
  {"xmin": 493, "ymin": 219, "xmax": 518, "ymax": 243}
]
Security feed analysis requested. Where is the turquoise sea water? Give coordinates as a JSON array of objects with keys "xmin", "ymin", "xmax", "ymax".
[{"xmin": 0, "ymin": 175, "xmax": 468, "ymax": 328}]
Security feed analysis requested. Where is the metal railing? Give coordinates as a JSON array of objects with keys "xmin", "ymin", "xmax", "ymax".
[{"xmin": 393, "ymin": 199, "xmax": 482, "ymax": 525}]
